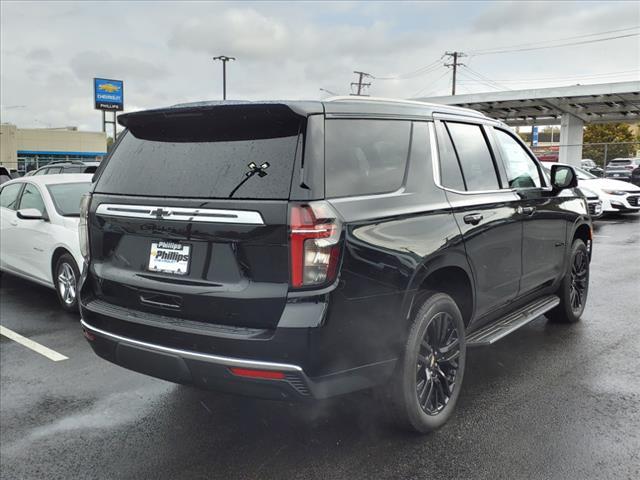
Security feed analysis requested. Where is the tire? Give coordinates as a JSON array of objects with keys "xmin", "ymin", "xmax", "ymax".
[
  {"xmin": 54, "ymin": 253, "xmax": 80, "ymax": 313},
  {"xmin": 386, "ymin": 292, "xmax": 466, "ymax": 433},
  {"xmin": 547, "ymin": 239, "xmax": 589, "ymax": 324}
]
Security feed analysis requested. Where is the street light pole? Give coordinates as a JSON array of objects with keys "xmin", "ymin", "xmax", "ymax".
[{"xmin": 212, "ymin": 55, "xmax": 236, "ymax": 100}]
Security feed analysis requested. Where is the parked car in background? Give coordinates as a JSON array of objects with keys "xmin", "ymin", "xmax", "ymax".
[
  {"xmin": 580, "ymin": 159, "xmax": 603, "ymax": 177},
  {"xmin": 0, "ymin": 174, "xmax": 93, "ymax": 311},
  {"xmin": 542, "ymin": 162, "xmax": 640, "ymax": 215},
  {"xmin": 631, "ymin": 166, "xmax": 640, "ymax": 187},
  {"xmin": 605, "ymin": 157, "xmax": 640, "ymax": 181},
  {"xmin": 0, "ymin": 167, "xmax": 12, "ymax": 185},
  {"xmin": 79, "ymin": 98, "xmax": 592, "ymax": 434},
  {"xmin": 27, "ymin": 161, "xmax": 99, "ymax": 177},
  {"xmin": 579, "ymin": 186, "xmax": 603, "ymax": 218}
]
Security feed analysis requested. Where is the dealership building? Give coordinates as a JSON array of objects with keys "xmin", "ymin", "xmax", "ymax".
[{"xmin": 0, "ymin": 123, "xmax": 107, "ymax": 173}]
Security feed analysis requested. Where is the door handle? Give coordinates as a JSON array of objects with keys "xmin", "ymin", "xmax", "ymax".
[
  {"xmin": 10, "ymin": 220, "xmax": 18, "ymax": 226},
  {"xmin": 463, "ymin": 213, "xmax": 483, "ymax": 225},
  {"xmin": 517, "ymin": 206, "xmax": 536, "ymax": 216}
]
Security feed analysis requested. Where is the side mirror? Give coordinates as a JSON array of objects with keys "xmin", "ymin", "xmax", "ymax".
[
  {"xmin": 16, "ymin": 208, "xmax": 45, "ymax": 220},
  {"xmin": 550, "ymin": 164, "xmax": 578, "ymax": 192}
]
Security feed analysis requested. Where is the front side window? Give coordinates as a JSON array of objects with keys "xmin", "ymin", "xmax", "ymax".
[
  {"xmin": 325, "ymin": 119, "xmax": 410, "ymax": 198},
  {"xmin": 494, "ymin": 129, "xmax": 542, "ymax": 189},
  {"xmin": 19, "ymin": 184, "xmax": 46, "ymax": 214},
  {"xmin": 0, "ymin": 183, "xmax": 22, "ymax": 210},
  {"xmin": 445, "ymin": 122, "xmax": 500, "ymax": 191}
]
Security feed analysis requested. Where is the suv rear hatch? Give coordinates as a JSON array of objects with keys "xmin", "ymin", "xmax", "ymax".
[{"xmin": 86, "ymin": 103, "xmax": 315, "ymax": 330}]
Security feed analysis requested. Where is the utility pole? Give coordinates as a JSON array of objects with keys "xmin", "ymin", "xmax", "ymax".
[
  {"xmin": 444, "ymin": 51, "xmax": 465, "ymax": 96},
  {"xmin": 212, "ymin": 55, "xmax": 236, "ymax": 100},
  {"xmin": 350, "ymin": 71, "xmax": 372, "ymax": 96}
]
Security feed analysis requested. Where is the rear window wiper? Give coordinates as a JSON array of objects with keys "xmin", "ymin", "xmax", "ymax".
[{"xmin": 228, "ymin": 162, "xmax": 270, "ymax": 198}]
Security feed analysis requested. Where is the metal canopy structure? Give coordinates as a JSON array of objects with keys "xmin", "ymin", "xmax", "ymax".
[{"xmin": 416, "ymin": 81, "xmax": 640, "ymax": 127}]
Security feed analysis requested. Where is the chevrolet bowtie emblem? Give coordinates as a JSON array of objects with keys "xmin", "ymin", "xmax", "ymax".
[{"xmin": 151, "ymin": 208, "xmax": 172, "ymax": 219}]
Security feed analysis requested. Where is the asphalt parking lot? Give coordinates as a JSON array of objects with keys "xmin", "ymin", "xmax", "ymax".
[{"xmin": 1, "ymin": 215, "xmax": 639, "ymax": 480}]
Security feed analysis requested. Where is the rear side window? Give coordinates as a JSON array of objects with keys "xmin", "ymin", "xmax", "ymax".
[
  {"xmin": 0, "ymin": 183, "xmax": 22, "ymax": 210},
  {"xmin": 435, "ymin": 121, "xmax": 465, "ymax": 191},
  {"xmin": 95, "ymin": 107, "xmax": 302, "ymax": 199},
  {"xmin": 325, "ymin": 119, "xmax": 410, "ymax": 198},
  {"xmin": 446, "ymin": 122, "xmax": 500, "ymax": 191},
  {"xmin": 47, "ymin": 182, "xmax": 92, "ymax": 216}
]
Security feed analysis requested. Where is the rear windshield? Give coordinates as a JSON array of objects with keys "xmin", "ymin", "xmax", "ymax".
[
  {"xmin": 47, "ymin": 182, "xmax": 92, "ymax": 216},
  {"xmin": 95, "ymin": 107, "xmax": 302, "ymax": 199}
]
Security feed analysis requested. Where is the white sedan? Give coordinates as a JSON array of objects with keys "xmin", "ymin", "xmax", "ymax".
[
  {"xmin": 541, "ymin": 162, "xmax": 640, "ymax": 215},
  {"xmin": 0, "ymin": 174, "xmax": 92, "ymax": 311}
]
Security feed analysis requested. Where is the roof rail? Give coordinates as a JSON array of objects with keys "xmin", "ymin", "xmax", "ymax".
[{"xmin": 324, "ymin": 96, "xmax": 486, "ymax": 117}]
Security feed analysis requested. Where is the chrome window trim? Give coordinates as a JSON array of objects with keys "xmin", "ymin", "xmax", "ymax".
[
  {"xmin": 428, "ymin": 122, "xmax": 516, "ymax": 196},
  {"xmin": 81, "ymin": 319, "xmax": 304, "ymax": 373},
  {"xmin": 95, "ymin": 203, "xmax": 264, "ymax": 225}
]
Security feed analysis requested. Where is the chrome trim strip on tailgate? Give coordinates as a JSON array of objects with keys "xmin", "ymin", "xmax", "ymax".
[
  {"xmin": 80, "ymin": 319, "xmax": 303, "ymax": 372},
  {"xmin": 95, "ymin": 203, "xmax": 264, "ymax": 225}
]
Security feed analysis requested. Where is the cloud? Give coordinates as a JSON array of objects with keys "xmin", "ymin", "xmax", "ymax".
[
  {"xmin": 0, "ymin": 1, "xmax": 638, "ymax": 132},
  {"xmin": 168, "ymin": 8, "xmax": 408, "ymax": 62},
  {"xmin": 69, "ymin": 51, "xmax": 168, "ymax": 82},
  {"xmin": 168, "ymin": 8, "xmax": 289, "ymax": 60},
  {"xmin": 25, "ymin": 48, "xmax": 52, "ymax": 62}
]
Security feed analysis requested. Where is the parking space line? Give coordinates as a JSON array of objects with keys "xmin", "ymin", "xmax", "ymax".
[{"xmin": 0, "ymin": 325, "xmax": 68, "ymax": 362}]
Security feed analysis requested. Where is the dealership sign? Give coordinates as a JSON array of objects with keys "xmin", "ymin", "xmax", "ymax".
[{"xmin": 94, "ymin": 78, "xmax": 124, "ymax": 111}]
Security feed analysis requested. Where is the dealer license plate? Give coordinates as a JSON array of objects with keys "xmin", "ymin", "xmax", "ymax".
[{"xmin": 148, "ymin": 241, "xmax": 191, "ymax": 275}]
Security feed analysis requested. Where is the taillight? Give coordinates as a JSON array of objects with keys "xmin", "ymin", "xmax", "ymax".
[
  {"xmin": 79, "ymin": 193, "xmax": 91, "ymax": 261},
  {"xmin": 289, "ymin": 202, "xmax": 342, "ymax": 288},
  {"xmin": 229, "ymin": 368, "xmax": 285, "ymax": 380}
]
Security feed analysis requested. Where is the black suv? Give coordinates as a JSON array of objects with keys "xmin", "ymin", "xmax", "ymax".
[{"xmin": 79, "ymin": 98, "xmax": 591, "ymax": 433}]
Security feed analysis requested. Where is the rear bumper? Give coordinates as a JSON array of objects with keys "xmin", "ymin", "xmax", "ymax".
[{"xmin": 81, "ymin": 317, "xmax": 396, "ymax": 401}]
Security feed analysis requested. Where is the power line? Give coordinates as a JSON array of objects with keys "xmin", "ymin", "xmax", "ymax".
[
  {"xmin": 411, "ymin": 69, "xmax": 452, "ymax": 98},
  {"xmin": 468, "ymin": 32, "xmax": 639, "ymax": 56},
  {"xmin": 460, "ymin": 65, "xmax": 511, "ymax": 91},
  {"xmin": 457, "ymin": 69, "xmax": 640, "ymax": 84},
  {"xmin": 468, "ymin": 26, "xmax": 639, "ymax": 55},
  {"xmin": 368, "ymin": 27, "xmax": 639, "ymax": 86},
  {"xmin": 458, "ymin": 71, "xmax": 504, "ymax": 91},
  {"xmin": 458, "ymin": 69, "xmax": 640, "ymax": 84},
  {"xmin": 372, "ymin": 58, "xmax": 444, "ymax": 80}
]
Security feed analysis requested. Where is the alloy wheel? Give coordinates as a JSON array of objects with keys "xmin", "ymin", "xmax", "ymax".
[
  {"xmin": 57, "ymin": 263, "xmax": 77, "ymax": 305},
  {"xmin": 415, "ymin": 311, "xmax": 460, "ymax": 415},
  {"xmin": 569, "ymin": 249, "xmax": 588, "ymax": 313}
]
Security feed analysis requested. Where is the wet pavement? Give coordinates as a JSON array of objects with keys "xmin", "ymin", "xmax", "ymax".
[{"xmin": 1, "ymin": 215, "xmax": 639, "ymax": 479}]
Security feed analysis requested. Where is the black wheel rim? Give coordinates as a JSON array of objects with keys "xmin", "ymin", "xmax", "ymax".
[
  {"xmin": 569, "ymin": 249, "xmax": 588, "ymax": 313},
  {"xmin": 415, "ymin": 311, "xmax": 460, "ymax": 416}
]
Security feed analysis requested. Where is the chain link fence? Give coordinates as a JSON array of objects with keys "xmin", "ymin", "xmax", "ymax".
[{"xmin": 532, "ymin": 141, "xmax": 640, "ymax": 168}]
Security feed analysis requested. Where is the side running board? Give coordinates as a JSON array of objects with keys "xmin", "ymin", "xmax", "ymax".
[{"xmin": 466, "ymin": 295, "xmax": 560, "ymax": 347}]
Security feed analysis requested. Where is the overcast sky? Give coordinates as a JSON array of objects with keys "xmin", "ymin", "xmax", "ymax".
[{"xmin": 1, "ymin": 1, "xmax": 638, "ymax": 132}]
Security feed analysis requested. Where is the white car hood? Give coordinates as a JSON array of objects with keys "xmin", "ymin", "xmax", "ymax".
[{"xmin": 580, "ymin": 178, "xmax": 640, "ymax": 192}]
